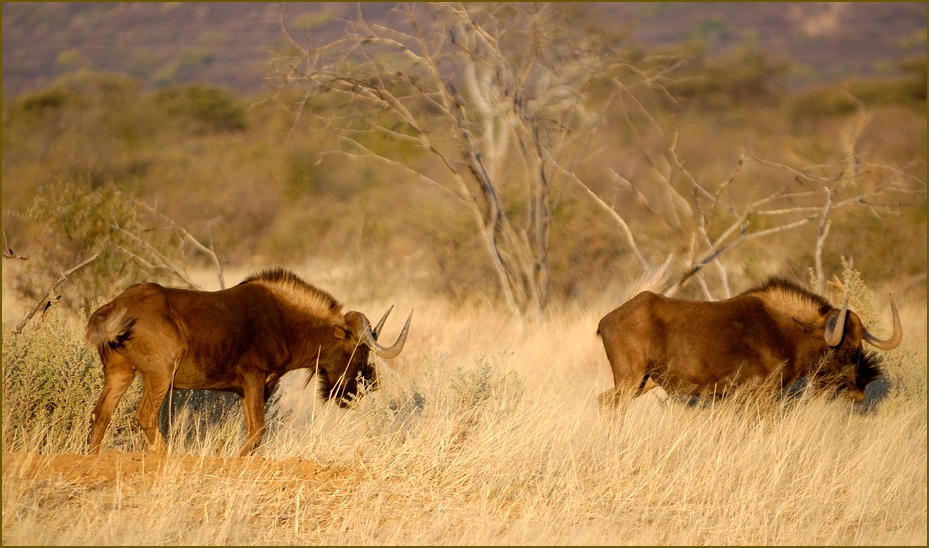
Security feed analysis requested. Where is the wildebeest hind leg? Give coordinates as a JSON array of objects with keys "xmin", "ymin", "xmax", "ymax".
[
  {"xmin": 136, "ymin": 373, "xmax": 172, "ymax": 454},
  {"xmin": 89, "ymin": 359, "xmax": 136, "ymax": 455}
]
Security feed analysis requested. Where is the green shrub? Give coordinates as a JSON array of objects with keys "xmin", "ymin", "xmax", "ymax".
[
  {"xmin": 790, "ymin": 66, "xmax": 926, "ymax": 119},
  {"xmin": 16, "ymin": 179, "xmax": 152, "ymax": 312},
  {"xmin": 1, "ymin": 298, "xmax": 143, "ymax": 453},
  {"xmin": 154, "ymin": 84, "xmax": 247, "ymax": 133},
  {"xmin": 15, "ymin": 72, "xmax": 139, "ymax": 112},
  {"xmin": 789, "ymin": 85, "xmax": 860, "ymax": 118},
  {"xmin": 357, "ymin": 351, "xmax": 525, "ymax": 448},
  {"xmin": 17, "ymin": 88, "xmax": 74, "ymax": 113},
  {"xmin": 668, "ymin": 43, "xmax": 791, "ymax": 108},
  {"xmin": 357, "ymin": 351, "xmax": 525, "ymax": 447},
  {"xmin": 449, "ymin": 353, "xmax": 525, "ymax": 416}
]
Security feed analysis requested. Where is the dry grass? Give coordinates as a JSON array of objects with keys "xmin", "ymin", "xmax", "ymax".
[{"xmin": 2, "ymin": 269, "xmax": 926, "ymax": 545}]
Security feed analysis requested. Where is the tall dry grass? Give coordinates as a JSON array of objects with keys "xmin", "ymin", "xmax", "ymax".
[{"xmin": 2, "ymin": 268, "xmax": 926, "ymax": 545}]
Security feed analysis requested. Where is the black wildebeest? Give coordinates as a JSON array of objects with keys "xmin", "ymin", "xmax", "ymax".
[
  {"xmin": 86, "ymin": 268, "xmax": 412, "ymax": 456},
  {"xmin": 597, "ymin": 277, "xmax": 902, "ymax": 408}
]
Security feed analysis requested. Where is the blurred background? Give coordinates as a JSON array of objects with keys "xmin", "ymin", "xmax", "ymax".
[{"xmin": 2, "ymin": 2, "xmax": 925, "ymax": 321}]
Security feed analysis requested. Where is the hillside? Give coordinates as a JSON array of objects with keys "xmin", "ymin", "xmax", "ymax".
[{"xmin": 3, "ymin": 2, "xmax": 926, "ymax": 96}]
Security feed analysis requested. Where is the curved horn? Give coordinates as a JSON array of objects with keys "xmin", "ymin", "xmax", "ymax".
[
  {"xmin": 863, "ymin": 294, "xmax": 903, "ymax": 350},
  {"xmin": 361, "ymin": 309, "xmax": 412, "ymax": 358},
  {"xmin": 823, "ymin": 296, "xmax": 848, "ymax": 347},
  {"xmin": 372, "ymin": 305, "xmax": 394, "ymax": 340}
]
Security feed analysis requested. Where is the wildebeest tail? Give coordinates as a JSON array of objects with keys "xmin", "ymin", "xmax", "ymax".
[
  {"xmin": 86, "ymin": 306, "xmax": 135, "ymax": 354},
  {"xmin": 623, "ymin": 253, "xmax": 674, "ymax": 302}
]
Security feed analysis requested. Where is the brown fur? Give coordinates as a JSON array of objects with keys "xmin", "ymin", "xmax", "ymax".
[
  {"xmin": 86, "ymin": 269, "xmax": 406, "ymax": 457},
  {"xmin": 597, "ymin": 277, "xmax": 897, "ymax": 410}
]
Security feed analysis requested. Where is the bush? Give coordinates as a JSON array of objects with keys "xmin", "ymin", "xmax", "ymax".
[
  {"xmin": 790, "ymin": 69, "xmax": 927, "ymax": 119},
  {"xmin": 449, "ymin": 353, "xmax": 525, "ymax": 416},
  {"xmin": 17, "ymin": 88, "xmax": 74, "ymax": 113},
  {"xmin": 154, "ymin": 84, "xmax": 247, "ymax": 133},
  {"xmin": 357, "ymin": 351, "xmax": 525, "ymax": 449},
  {"xmin": 16, "ymin": 179, "xmax": 152, "ymax": 312},
  {"xmin": 668, "ymin": 43, "xmax": 791, "ymax": 109},
  {"xmin": 1, "ymin": 298, "xmax": 143, "ymax": 453}
]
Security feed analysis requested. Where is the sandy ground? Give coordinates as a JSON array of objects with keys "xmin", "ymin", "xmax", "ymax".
[{"xmin": 1, "ymin": 450, "xmax": 344, "ymax": 490}]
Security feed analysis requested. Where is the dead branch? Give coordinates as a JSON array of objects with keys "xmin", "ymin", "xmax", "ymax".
[
  {"xmin": 573, "ymin": 172, "xmax": 650, "ymax": 270},
  {"xmin": 813, "ymin": 186, "xmax": 834, "ymax": 294},
  {"xmin": 14, "ymin": 253, "xmax": 99, "ymax": 334},
  {"xmin": 35, "ymin": 294, "xmax": 62, "ymax": 331}
]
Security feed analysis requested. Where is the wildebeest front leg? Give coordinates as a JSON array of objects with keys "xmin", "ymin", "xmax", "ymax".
[
  {"xmin": 89, "ymin": 359, "xmax": 136, "ymax": 455},
  {"xmin": 598, "ymin": 376, "xmax": 657, "ymax": 413},
  {"xmin": 238, "ymin": 377, "xmax": 268, "ymax": 457},
  {"xmin": 137, "ymin": 373, "xmax": 172, "ymax": 454}
]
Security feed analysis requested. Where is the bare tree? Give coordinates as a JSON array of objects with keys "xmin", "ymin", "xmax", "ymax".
[
  {"xmin": 576, "ymin": 106, "xmax": 925, "ymax": 300},
  {"xmin": 266, "ymin": 2, "xmax": 671, "ymax": 319}
]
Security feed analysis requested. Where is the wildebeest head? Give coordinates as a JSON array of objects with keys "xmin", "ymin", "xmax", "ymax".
[
  {"xmin": 791, "ymin": 292, "xmax": 902, "ymax": 402},
  {"xmin": 315, "ymin": 305, "xmax": 411, "ymax": 407}
]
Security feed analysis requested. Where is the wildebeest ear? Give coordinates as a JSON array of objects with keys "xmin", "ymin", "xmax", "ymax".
[{"xmin": 333, "ymin": 326, "xmax": 348, "ymax": 340}]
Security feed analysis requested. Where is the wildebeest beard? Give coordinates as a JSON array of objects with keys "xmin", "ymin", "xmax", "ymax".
[
  {"xmin": 815, "ymin": 348, "xmax": 883, "ymax": 396},
  {"xmin": 855, "ymin": 350, "xmax": 883, "ymax": 388},
  {"xmin": 311, "ymin": 359, "xmax": 379, "ymax": 408}
]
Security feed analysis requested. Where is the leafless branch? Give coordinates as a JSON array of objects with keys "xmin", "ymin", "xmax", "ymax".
[
  {"xmin": 571, "ymin": 171, "xmax": 649, "ymax": 271},
  {"xmin": 14, "ymin": 253, "xmax": 99, "ymax": 334}
]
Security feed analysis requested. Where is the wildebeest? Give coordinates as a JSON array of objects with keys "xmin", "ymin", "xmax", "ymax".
[
  {"xmin": 86, "ymin": 268, "xmax": 412, "ymax": 456},
  {"xmin": 597, "ymin": 277, "xmax": 902, "ymax": 409}
]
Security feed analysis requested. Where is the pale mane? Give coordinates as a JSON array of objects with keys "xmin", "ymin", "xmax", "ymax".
[
  {"xmin": 241, "ymin": 268, "xmax": 343, "ymax": 318},
  {"xmin": 741, "ymin": 277, "xmax": 833, "ymax": 323}
]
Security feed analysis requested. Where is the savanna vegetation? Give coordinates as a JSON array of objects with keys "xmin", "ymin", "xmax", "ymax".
[
  {"xmin": 1, "ymin": 261, "xmax": 926, "ymax": 544},
  {"xmin": 2, "ymin": 2, "xmax": 926, "ymax": 545}
]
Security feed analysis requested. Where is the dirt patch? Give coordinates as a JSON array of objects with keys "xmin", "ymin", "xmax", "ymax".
[
  {"xmin": 2, "ymin": 450, "xmax": 385, "ymax": 544},
  {"xmin": 2, "ymin": 451, "xmax": 348, "ymax": 489}
]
